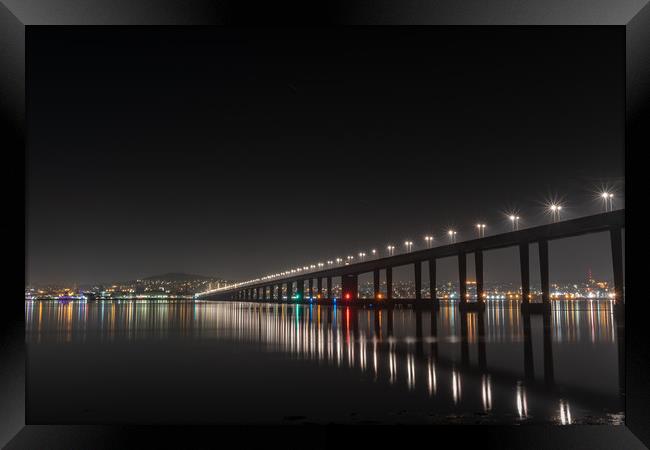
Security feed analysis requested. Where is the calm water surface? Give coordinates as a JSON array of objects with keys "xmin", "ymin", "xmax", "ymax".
[{"xmin": 25, "ymin": 299, "xmax": 624, "ymax": 425}]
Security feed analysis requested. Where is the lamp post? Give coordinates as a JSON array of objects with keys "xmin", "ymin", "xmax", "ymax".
[
  {"xmin": 549, "ymin": 204, "xmax": 563, "ymax": 223},
  {"xmin": 387, "ymin": 245, "xmax": 395, "ymax": 256},
  {"xmin": 509, "ymin": 215, "xmax": 520, "ymax": 231},
  {"xmin": 424, "ymin": 235, "xmax": 433, "ymax": 248},
  {"xmin": 448, "ymin": 230, "xmax": 457, "ymax": 243},
  {"xmin": 404, "ymin": 241, "xmax": 413, "ymax": 252}
]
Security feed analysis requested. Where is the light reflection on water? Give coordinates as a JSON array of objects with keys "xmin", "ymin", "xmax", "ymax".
[{"xmin": 25, "ymin": 299, "xmax": 624, "ymax": 425}]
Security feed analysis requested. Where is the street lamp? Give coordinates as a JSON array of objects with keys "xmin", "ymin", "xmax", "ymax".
[
  {"xmin": 601, "ymin": 192, "xmax": 614, "ymax": 212},
  {"xmin": 358, "ymin": 252, "xmax": 366, "ymax": 261},
  {"xmin": 549, "ymin": 204, "xmax": 563, "ymax": 222},
  {"xmin": 387, "ymin": 245, "xmax": 395, "ymax": 256},
  {"xmin": 336, "ymin": 258, "xmax": 342, "ymax": 265},
  {"xmin": 424, "ymin": 235, "xmax": 434, "ymax": 248},
  {"xmin": 404, "ymin": 241, "xmax": 413, "ymax": 252},
  {"xmin": 476, "ymin": 223, "xmax": 486, "ymax": 238},
  {"xmin": 448, "ymin": 230, "xmax": 457, "ymax": 243},
  {"xmin": 508, "ymin": 215, "xmax": 520, "ymax": 231},
  {"xmin": 371, "ymin": 249, "xmax": 377, "ymax": 257},
  {"xmin": 346, "ymin": 255, "xmax": 354, "ymax": 265}
]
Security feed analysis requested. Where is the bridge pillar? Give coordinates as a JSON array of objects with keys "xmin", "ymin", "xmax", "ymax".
[
  {"xmin": 277, "ymin": 284, "xmax": 283, "ymax": 301},
  {"xmin": 342, "ymin": 274, "xmax": 358, "ymax": 301},
  {"xmin": 429, "ymin": 258, "xmax": 438, "ymax": 306},
  {"xmin": 475, "ymin": 251, "xmax": 484, "ymax": 303},
  {"xmin": 286, "ymin": 281, "xmax": 293, "ymax": 301},
  {"xmin": 317, "ymin": 277, "xmax": 323, "ymax": 297},
  {"xmin": 373, "ymin": 269, "xmax": 380, "ymax": 299},
  {"xmin": 308, "ymin": 278, "xmax": 314, "ymax": 299},
  {"xmin": 539, "ymin": 239, "xmax": 550, "ymax": 303},
  {"xmin": 296, "ymin": 280, "xmax": 304, "ymax": 300},
  {"xmin": 386, "ymin": 267, "xmax": 393, "ymax": 300},
  {"xmin": 458, "ymin": 252, "xmax": 467, "ymax": 303},
  {"xmin": 326, "ymin": 276, "xmax": 332, "ymax": 299},
  {"xmin": 519, "ymin": 243, "xmax": 530, "ymax": 304},
  {"xmin": 255, "ymin": 287, "xmax": 260, "ymax": 300},
  {"xmin": 610, "ymin": 226, "xmax": 624, "ymax": 304},
  {"xmin": 414, "ymin": 261, "xmax": 422, "ymax": 300}
]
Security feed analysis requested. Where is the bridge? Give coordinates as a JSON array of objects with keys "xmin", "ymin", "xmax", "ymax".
[{"xmin": 197, "ymin": 209, "xmax": 625, "ymax": 311}]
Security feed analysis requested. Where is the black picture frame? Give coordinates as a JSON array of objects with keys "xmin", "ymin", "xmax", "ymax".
[{"xmin": 2, "ymin": 0, "xmax": 647, "ymax": 448}]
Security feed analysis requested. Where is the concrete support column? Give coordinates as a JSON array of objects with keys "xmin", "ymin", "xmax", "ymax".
[
  {"xmin": 296, "ymin": 280, "xmax": 304, "ymax": 300},
  {"xmin": 326, "ymin": 277, "xmax": 332, "ymax": 299},
  {"xmin": 458, "ymin": 252, "xmax": 467, "ymax": 303},
  {"xmin": 373, "ymin": 269, "xmax": 380, "ymax": 299},
  {"xmin": 539, "ymin": 240, "xmax": 550, "ymax": 303},
  {"xmin": 342, "ymin": 274, "xmax": 358, "ymax": 300},
  {"xmin": 610, "ymin": 227, "xmax": 624, "ymax": 304},
  {"xmin": 286, "ymin": 281, "xmax": 293, "ymax": 301},
  {"xmin": 308, "ymin": 278, "xmax": 314, "ymax": 299},
  {"xmin": 317, "ymin": 277, "xmax": 323, "ymax": 297},
  {"xmin": 428, "ymin": 258, "xmax": 437, "ymax": 302},
  {"xmin": 414, "ymin": 261, "xmax": 422, "ymax": 300},
  {"xmin": 277, "ymin": 284, "xmax": 283, "ymax": 301},
  {"xmin": 386, "ymin": 267, "xmax": 393, "ymax": 300},
  {"xmin": 519, "ymin": 243, "xmax": 530, "ymax": 304},
  {"xmin": 475, "ymin": 251, "xmax": 484, "ymax": 302}
]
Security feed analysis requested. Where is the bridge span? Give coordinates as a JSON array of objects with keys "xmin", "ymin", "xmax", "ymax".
[{"xmin": 197, "ymin": 210, "xmax": 625, "ymax": 310}]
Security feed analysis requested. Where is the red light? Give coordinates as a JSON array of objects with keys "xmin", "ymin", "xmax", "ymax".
[{"xmin": 344, "ymin": 293, "xmax": 351, "ymax": 300}]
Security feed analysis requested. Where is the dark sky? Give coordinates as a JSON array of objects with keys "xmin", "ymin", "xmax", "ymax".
[{"xmin": 27, "ymin": 27, "xmax": 624, "ymax": 285}]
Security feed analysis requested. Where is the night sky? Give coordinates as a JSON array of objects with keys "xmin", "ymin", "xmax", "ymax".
[{"xmin": 27, "ymin": 27, "xmax": 624, "ymax": 285}]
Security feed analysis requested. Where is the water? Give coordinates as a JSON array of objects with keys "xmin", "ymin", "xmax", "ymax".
[{"xmin": 25, "ymin": 299, "xmax": 624, "ymax": 425}]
